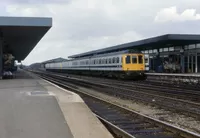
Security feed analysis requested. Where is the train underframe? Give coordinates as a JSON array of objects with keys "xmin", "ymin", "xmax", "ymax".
[{"xmin": 46, "ymin": 69, "xmax": 147, "ymax": 80}]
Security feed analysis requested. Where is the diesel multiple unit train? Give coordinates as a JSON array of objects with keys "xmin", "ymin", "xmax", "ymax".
[{"xmin": 45, "ymin": 51, "xmax": 148, "ymax": 80}]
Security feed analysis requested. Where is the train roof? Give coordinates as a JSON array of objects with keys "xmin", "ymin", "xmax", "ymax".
[
  {"xmin": 45, "ymin": 51, "xmax": 143, "ymax": 64},
  {"xmin": 70, "ymin": 50, "xmax": 142, "ymax": 60},
  {"xmin": 69, "ymin": 34, "xmax": 200, "ymax": 59}
]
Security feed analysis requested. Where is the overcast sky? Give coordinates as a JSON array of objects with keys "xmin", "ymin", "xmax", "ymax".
[{"xmin": 1, "ymin": 0, "xmax": 200, "ymax": 65}]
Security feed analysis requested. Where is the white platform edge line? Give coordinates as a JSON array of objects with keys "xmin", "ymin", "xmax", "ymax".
[
  {"xmin": 41, "ymin": 78, "xmax": 84, "ymax": 103},
  {"xmin": 40, "ymin": 78, "xmax": 115, "ymax": 138}
]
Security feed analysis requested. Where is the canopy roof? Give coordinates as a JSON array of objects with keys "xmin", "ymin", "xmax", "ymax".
[
  {"xmin": 0, "ymin": 16, "xmax": 52, "ymax": 61},
  {"xmin": 69, "ymin": 34, "xmax": 200, "ymax": 58}
]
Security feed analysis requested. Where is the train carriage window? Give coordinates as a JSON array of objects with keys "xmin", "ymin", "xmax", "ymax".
[
  {"xmin": 138, "ymin": 55, "xmax": 143, "ymax": 64},
  {"xmin": 126, "ymin": 55, "xmax": 131, "ymax": 64},
  {"xmin": 112, "ymin": 57, "xmax": 115, "ymax": 63},
  {"xmin": 117, "ymin": 57, "xmax": 119, "ymax": 63},
  {"xmin": 132, "ymin": 56, "xmax": 137, "ymax": 64},
  {"xmin": 99, "ymin": 59, "xmax": 101, "ymax": 64},
  {"xmin": 109, "ymin": 58, "xmax": 111, "ymax": 64}
]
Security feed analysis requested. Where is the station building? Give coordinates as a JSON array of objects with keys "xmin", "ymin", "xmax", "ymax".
[{"xmin": 69, "ymin": 34, "xmax": 200, "ymax": 73}]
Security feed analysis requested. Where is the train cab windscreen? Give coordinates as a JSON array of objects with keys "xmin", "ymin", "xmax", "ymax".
[
  {"xmin": 132, "ymin": 55, "xmax": 137, "ymax": 64},
  {"xmin": 138, "ymin": 55, "xmax": 143, "ymax": 64}
]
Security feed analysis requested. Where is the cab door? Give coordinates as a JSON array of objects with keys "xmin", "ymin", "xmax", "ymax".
[{"xmin": 122, "ymin": 54, "xmax": 135, "ymax": 71}]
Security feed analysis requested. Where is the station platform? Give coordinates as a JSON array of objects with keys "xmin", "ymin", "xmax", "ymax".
[
  {"xmin": 0, "ymin": 70, "xmax": 114, "ymax": 138},
  {"xmin": 146, "ymin": 72, "xmax": 200, "ymax": 77}
]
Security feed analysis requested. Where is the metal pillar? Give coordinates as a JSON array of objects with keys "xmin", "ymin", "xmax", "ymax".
[
  {"xmin": 180, "ymin": 47, "xmax": 185, "ymax": 73},
  {"xmin": 155, "ymin": 49, "xmax": 161, "ymax": 72},
  {"xmin": 196, "ymin": 53, "xmax": 198, "ymax": 73},
  {"xmin": 188, "ymin": 55, "xmax": 190, "ymax": 73},
  {"xmin": 180, "ymin": 54, "xmax": 185, "ymax": 73},
  {"xmin": 191, "ymin": 55, "xmax": 194, "ymax": 72},
  {"xmin": 0, "ymin": 37, "xmax": 2, "ymax": 79}
]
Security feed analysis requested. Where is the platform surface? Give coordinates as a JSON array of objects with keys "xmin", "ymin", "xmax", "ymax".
[
  {"xmin": 0, "ymin": 70, "xmax": 113, "ymax": 138},
  {"xmin": 146, "ymin": 72, "xmax": 200, "ymax": 77}
]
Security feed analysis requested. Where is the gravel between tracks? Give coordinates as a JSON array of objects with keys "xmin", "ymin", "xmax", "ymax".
[{"xmin": 78, "ymin": 87, "xmax": 200, "ymax": 134}]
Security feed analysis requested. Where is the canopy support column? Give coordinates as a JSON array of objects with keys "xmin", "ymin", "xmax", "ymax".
[{"xmin": 0, "ymin": 37, "xmax": 3, "ymax": 79}]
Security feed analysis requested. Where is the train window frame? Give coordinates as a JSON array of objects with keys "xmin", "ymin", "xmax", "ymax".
[
  {"xmin": 112, "ymin": 57, "xmax": 115, "ymax": 63},
  {"xmin": 126, "ymin": 55, "xmax": 131, "ymax": 64},
  {"xmin": 109, "ymin": 58, "xmax": 111, "ymax": 64},
  {"xmin": 132, "ymin": 55, "xmax": 137, "ymax": 64},
  {"xmin": 138, "ymin": 55, "xmax": 143, "ymax": 64},
  {"xmin": 116, "ymin": 57, "xmax": 119, "ymax": 63}
]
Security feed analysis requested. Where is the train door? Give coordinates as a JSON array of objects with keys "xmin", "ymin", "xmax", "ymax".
[{"xmin": 122, "ymin": 54, "xmax": 132, "ymax": 71}]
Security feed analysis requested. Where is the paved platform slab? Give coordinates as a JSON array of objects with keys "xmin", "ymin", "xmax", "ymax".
[{"xmin": 0, "ymin": 70, "xmax": 114, "ymax": 138}]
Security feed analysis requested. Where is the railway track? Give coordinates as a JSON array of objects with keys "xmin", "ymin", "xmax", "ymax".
[
  {"xmin": 32, "ymin": 71, "xmax": 200, "ymax": 138},
  {"xmin": 146, "ymin": 75, "xmax": 200, "ymax": 89},
  {"xmin": 72, "ymin": 76, "xmax": 200, "ymax": 103},
  {"xmin": 35, "ymin": 71, "xmax": 200, "ymax": 118},
  {"xmin": 45, "ymin": 71, "xmax": 200, "ymax": 102},
  {"xmin": 41, "ymin": 74, "xmax": 200, "ymax": 110}
]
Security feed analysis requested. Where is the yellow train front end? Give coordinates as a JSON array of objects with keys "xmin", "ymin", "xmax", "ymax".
[{"xmin": 122, "ymin": 54, "xmax": 146, "ymax": 80}]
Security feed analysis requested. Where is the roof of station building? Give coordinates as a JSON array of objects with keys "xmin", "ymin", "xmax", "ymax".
[
  {"xmin": 69, "ymin": 34, "xmax": 200, "ymax": 58},
  {"xmin": 0, "ymin": 16, "xmax": 52, "ymax": 61}
]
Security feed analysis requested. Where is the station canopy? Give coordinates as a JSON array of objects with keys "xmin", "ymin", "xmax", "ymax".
[
  {"xmin": 0, "ymin": 16, "xmax": 52, "ymax": 61},
  {"xmin": 69, "ymin": 34, "xmax": 200, "ymax": 58}
]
